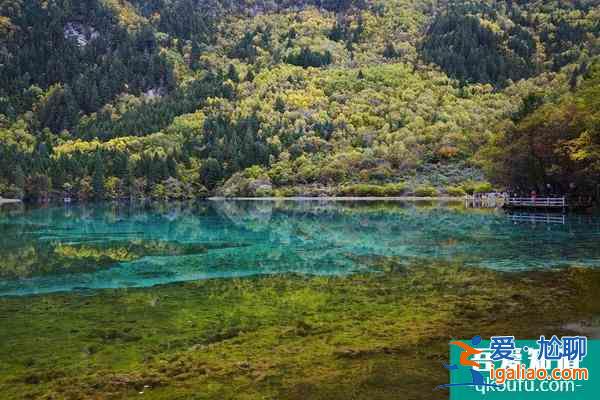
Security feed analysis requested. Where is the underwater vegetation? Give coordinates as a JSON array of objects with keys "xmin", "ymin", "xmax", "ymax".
[{"xmin": 1, "ymin": 260, "xmax": 600, "ymax": 400}]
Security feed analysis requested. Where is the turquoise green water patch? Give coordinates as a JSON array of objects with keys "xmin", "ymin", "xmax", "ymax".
[{"xmin": 1, "ymin": 201, "xmax": 600, "ymax": 295}]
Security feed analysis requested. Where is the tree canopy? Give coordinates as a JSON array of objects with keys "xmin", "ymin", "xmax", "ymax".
[{"xmin": 0, "ymin": 0, "xmax": 598, "ymax": 200}]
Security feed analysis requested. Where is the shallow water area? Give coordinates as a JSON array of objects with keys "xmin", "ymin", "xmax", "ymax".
[
  {"xmin": 1, "ymin": 200, "xmax": 599, "ymax": 296},
  {"xmin": 2, "ymin": 201, "xmax": 600, "ymax": 400}
]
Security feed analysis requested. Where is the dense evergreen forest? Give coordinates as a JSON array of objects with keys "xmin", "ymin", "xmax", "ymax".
[{"xmin": 0, "ymin": 0, "xmax": 599, "ymax": 201}]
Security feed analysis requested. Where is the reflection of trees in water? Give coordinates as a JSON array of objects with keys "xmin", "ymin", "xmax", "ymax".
[
  {"xmin": 212, "ymin": 200, "xmax": 273, "ymax": 231},
  {"xmin": 0, "ymin": 201, "xmax": 599, "ymax": 287}
]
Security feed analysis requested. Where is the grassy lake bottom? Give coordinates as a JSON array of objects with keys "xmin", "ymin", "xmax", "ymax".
[{"xmin": 1, "ymin": 201, "xmax": 600, "ymax": 399}]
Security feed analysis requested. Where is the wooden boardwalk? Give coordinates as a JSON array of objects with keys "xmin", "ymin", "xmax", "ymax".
[
  {"xmin": 503, "ymin": 197, "xmax": 566, "ymax": 211},
  {"xmin": 465, "ymin": 195, "xmax": 568, "ymax": 212}
]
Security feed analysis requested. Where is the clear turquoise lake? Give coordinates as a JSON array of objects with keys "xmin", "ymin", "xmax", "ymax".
[{"xmin": 1, "ymin": 200, "xmax": 599, "ymax": 296}]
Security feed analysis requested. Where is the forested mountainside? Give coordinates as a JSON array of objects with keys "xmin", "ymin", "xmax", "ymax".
[{"xmin": 0, "ymin": 0, "xmax": 599, "ymax": 200}]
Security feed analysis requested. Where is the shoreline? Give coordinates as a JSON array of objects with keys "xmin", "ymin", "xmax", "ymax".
[
  {"xmin": 0, "ymin": 196, "xmax": 466, "ymax": 204},
  {"xmin": 209, "ymin": 196, "xmax": 463, "ymax": 201},
  {"xmin": 0, "ymin": 198, "xmax": 21, "ymax": 205}
]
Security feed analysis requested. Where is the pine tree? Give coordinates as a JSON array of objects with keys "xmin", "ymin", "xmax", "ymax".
[
  {"xmin": 166, "ymin": 154, "xmax": 177, "ymax": 177},
  {"xmin": 274, "ymin": 96, "xmax": 286, "ymax": 113},
  {"xmin": 190, "ymin": 39, "xmax": 203, "ymax": 70},
  {"xmin": 92, "ymin": 152, "xmax": 105, "ymax": 200},
  {"xmin": 227, "ymin": 64, "xmax": 240, "ymax": 83},
  {"xmin": 383, "ymin": 42, "xmax": 398, "ymax": 59},
  {"xmin": 9, "ymin": 164, "xmax": 27, "ymax": 199},
  {"xmin": 125, "ymin": 160, "xmax": 136, "ymax": 198},
  {"xmin": 200, "ymin": 158, "xmax": 223, "ymax": 190},
  {"xmin": 150, "ymin": 153, "xmax": 164, "ymax": 182},
  {"xmin": 14, "ymin": 165, "xmax": 25, "ymax": 191}
]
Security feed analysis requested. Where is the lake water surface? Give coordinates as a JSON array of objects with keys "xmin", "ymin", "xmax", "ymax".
[{"xmin": 1, "ymin": 200, "xmax": 599, "ymax": 296}]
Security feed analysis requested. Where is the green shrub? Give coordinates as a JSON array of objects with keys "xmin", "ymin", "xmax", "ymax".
[
  {"xmin": 473, "ymin": 182, "xmax": 493, "ymax": 193},
  {"xmin": 338, "ymin": 183, "xmax": 407, "ymax": 197},
  {"xmin": 296, "ymin": 164, "xmax": 319, "ymax": 183},
  {"xmin": 381, "ymin": 183, "xmax": 407, "ymax": 196},
  {"xmin": 268, "ymin": 165, "xmax": 292, "ymax": 186},
  {"xmin": 255, "ymin": 187, "xmax": 273, "ymax": 197},
  {"xmin": 368, "ymin": 166, "xmax": 393, "ymax": 181},
  {"xmin": 461, "ymin": 181, "xmax": 493, "ymax": 194},
  {"xmin": 339, "ymin": 184, "xmax": 385, "ymax": 197},
  {"xmin": 274, "ymin": 187, "xmax": 299, "ymax": 197},
  {"xmin": 1, "ymin": 184, "xmax": 25, "ymax": 199},
  {"xmin": 446, "ymin": 186, "xmax": 466, "ymax": 197},
  {"xmin": 319, "ymin": 165, "xmax": 346, "ymax": 183},
  {"xmin": 413, "ymin": 185, "xmax": 437, "ymax": 197},
  {"xmin": 244, "ymin": 165, "xmax": 265, "ymax": 179}
]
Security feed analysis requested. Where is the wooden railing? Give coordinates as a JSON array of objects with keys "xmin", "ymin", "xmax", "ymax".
[
  {"xmin": 504, "ymin": 197, "xmax": 566, "ymax": 208},
  {"xmin": 465, "ymin": 195, "xmax": 568, "ymax": 210}
]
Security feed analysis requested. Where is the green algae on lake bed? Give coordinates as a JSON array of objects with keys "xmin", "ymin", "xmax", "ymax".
[{"xmin": 1, "ymin": 261, "xmax": 600, "ymax": 400}]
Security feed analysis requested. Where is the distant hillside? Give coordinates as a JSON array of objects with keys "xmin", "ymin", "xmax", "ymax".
[{"xmin": 0, "ymin": 0, "xmax": 598, "ymax": 200}]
